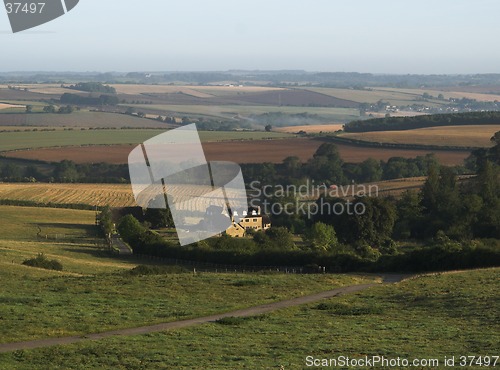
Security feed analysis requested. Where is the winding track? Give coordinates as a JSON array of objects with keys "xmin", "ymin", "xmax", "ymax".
[{"xmin": 0, "ymin": 274, "xmax": 410, "ymax": 354}]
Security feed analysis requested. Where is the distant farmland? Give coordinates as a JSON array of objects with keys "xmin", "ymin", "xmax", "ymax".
[
  {"xmin": 340, "ymin": 125, "xmax": 500, "ymax": 148},
  {"xmin": 0, "ymin": 183, "xmax": 135, "ymax": 207},
  {"xmin": 122, "ymin": 104, "xmax": 361, "ymax": 121},
  {"xmin": 110, "ymin": 84, "xmax": 285, "ymax": 97},
  {"xmin": 5, "ymin": 139, "xmax": 471, "ymax": 166},
  {"xmin": 0, "ymin": 129, "xmax": 292, "ymax": 151},
  {"xmin": 0, "ymin": 178, "xmax": 434, "ymax": 208},
  {"xmin": 0, "ymin": 111, "xmax": 175, "ymax": 129},
  {"xmin": 276, "ymin": 124, "xmax": 344, "ymax": 133},
  {"xmin": 0, "ymin": 103, "xmax": 24, "ymax": 110}
]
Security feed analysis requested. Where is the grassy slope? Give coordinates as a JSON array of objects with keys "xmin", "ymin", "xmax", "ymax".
[
  {"xmin": 0, "ymin": 130, "xmax": 292, "ymax": 151},
  {"xmin": 0, "ymin": 269, "xmax": 496, "ymax": 369},
  {"xmin": 0, "ymin": 206, "xmax": 377, "ymax": 345}
]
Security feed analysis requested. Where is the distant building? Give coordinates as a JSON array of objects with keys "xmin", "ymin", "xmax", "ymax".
[{"xmin": 224, "ymin": 206, "xmax": 271, "ymax": 238}]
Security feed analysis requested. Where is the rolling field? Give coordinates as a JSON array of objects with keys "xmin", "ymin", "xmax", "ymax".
[
  {"xmin": 0, "ymin": 178, "xmax": 431, "ymax": 209},
  {"xmin": 0, "ymin": 268, "xmax": 497, "ymax": 369},
  {"xmin": 341, "ymin": 125, "xmax": 500, "ymax": 148},
  {"xmin": 0, "ymin": 206, "xmax": 135, "ymax": 275},
  {"xmin": 305, "ymin": 87, "xmax": 447, "ymax": 108},
  {"xmin": 305, "ymin": 87, "xmax": 428, "ymax": 104},
  {"xmin": 306, "ymin": 86, "xmax": 500, "ymax": 107},
  {"xmin": 0, "ymin": 111, "xmax": 176, "ymax": 129},
  {"xmin": 0, "ymin": 129, "xmax": 291, "ymax": 152},
  {"xmin": 0, "ymin": 103, "xmax": 24, "ymax": 110},
  {"xmin": 110, "ymin": 84, "xmax": 285, "ymax": 97},
  {"xmin": 375, "ymin": 87, "xmax": 500, "ymax": 103},
  {"xmin": 122, "ymin": 103, "xmax": 361, "ymax": 121},
  {"xmin": 4, "ymin": 139, "xmax": 471, "ymax": 165},
  {"xmin": 0, "ymin": 183, "xmax": 135, "ymax": 207},
  {"xmin": 0, "ymin": 205, "xmax": 378, "ymax": 345},
  {"xmin": 275, "ymin": 123, "xmax": 344, "ymax": 133}
]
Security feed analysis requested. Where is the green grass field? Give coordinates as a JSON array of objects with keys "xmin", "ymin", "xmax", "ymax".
[
  {"xmin": 0, "ymin": 129, "xmax": 292, "ymax": 151},
  {"xmin": 0, "ymin": 206, "xmax": 377, "ymax": 346},
  {"xmin": 0, "ymin": 268, "xmax": 496, "ymax": 369},
  {"xmin": 0, "ymin": 111, "xmax": 174, "ymax": 129}
]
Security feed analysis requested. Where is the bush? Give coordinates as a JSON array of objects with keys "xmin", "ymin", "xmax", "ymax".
[
  {"xmin": 127, "ymin": 264, "xmax": 188, "ymax": 276},
  {"xmin": 22, "ymin": 253, "xmax": 63, "ymax": 271}
]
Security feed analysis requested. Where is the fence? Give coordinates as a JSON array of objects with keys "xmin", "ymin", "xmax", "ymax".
[{"xmin": 130, "ymin": 254, "xmax": 326, "ymax": 274}]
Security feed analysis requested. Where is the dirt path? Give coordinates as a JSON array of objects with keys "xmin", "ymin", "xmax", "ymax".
[
  {"xmin": 0, "ymin": 274, "xmax": 410, "ymax": 354},
  {"xmin": 111, "ymin": 235, "xmax": 133, "ymax": 255}
]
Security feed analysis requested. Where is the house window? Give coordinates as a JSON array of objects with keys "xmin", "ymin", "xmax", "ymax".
[{"xmin": 253, "ymin": 219, "xmax": 257, "ymax": 222}]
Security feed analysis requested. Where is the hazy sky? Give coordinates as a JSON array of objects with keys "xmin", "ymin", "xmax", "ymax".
[{"xmin": 1, "ymin": 0, "xmax": 499, "ymax": 73}]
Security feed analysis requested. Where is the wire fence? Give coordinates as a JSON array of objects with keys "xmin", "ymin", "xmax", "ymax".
[{"xmin": 131, "ymin": 254, "xmax": 325, "ymax": 274}]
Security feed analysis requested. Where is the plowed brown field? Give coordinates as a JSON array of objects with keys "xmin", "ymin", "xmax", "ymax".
[{"xmin": 4, "ymin": 139, "xmax": 470, "ymax": 165}]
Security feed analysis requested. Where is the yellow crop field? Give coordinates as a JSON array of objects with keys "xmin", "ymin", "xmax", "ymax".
[
  {"xmin": 0, "ymin": 183, "xmax": 136, "ymax": 207},
  {"xmin": 341, "ymin": 125, "xmax": 500, "ymax": 148},
  {"xmin": 0, "ymin": 103, "xmax": 25, "ymax": 110},
  {"xmin": 0, "ymin": 183, "xmax": 241, "ymax": 210}
]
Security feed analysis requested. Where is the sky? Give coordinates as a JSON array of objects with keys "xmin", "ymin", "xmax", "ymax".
[{"xmin": 0, "ymin": 0, "xmax": 499, "ymax": 74}]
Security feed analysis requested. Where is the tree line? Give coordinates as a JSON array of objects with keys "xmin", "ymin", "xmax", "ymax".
[
  {"xmin": 0, "ymin": 142, "xmax": 450, "ymax": 185},
  {"xmin": 113, "ymin": 137, "xmax": 499, "ymax": 273},
  {"xmin": 242, "ymin": 143, "xmax": 446, "ymax": 187},
  {"xmin": 67, "ymin": 82, "xmax": 116, "ymax": 94},
  {"xmin": 0, "ymin": 160, "xmax": 129, "ymax": 183}
]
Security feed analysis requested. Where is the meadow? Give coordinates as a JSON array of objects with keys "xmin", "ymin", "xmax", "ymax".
[
  {"xmin": 0, "ymin": 206, "xmax": 379, "ymax": 345},
  {"xmin": 0, "ymin": 268, "xmax": 496, "ymax": 369},
  {"xmin": 340, "ymin": 125, "xmax": 500, "ymax": 148}
]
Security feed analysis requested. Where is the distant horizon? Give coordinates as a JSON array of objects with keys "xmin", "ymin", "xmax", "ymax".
[
  {"xmin": 1, "ymin": 0, "xmax": 499, "ymax": 74},
  {"xmin": 2, "ymin": 70, "xmax": 500, "ymax": 76}
]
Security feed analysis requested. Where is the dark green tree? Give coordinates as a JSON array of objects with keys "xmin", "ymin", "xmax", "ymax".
[{"xmin": 304, "ymin": 222, "xmax": 338, "ymax": 251}]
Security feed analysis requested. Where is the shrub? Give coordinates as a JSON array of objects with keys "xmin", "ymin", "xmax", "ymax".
[
  {"xmin": 22, "ymin": 253, "xmax": 63, "ymax": 271},
  {"xmin": 127, "ymin": 264, "xmax": 188, "ymax": 276}
]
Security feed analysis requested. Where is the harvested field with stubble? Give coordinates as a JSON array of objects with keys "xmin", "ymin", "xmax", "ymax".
[
  {"xmin": 0, "ymin": 103, "xmax": 24, "ymax": 110},
  {"xmin": 0, "ymin": 183, "xmax": 135, "ymax": 207},
  {"xmin": 341, "ymin": 125, "xmax": 500, "ymax": 148},
  {"xmin": 4, "ymin": 139, "xmax": 471, "ymax": 166}
]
